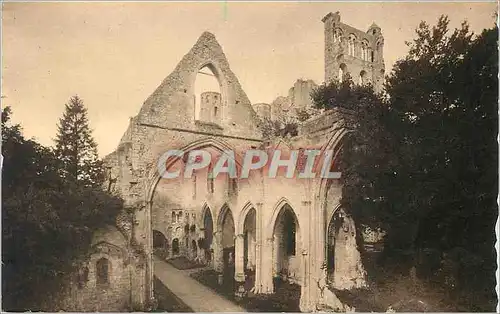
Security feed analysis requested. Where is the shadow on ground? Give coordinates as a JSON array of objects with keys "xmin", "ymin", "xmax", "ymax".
[
  {"xmin": 191, "ymin": 269, "xmax": 301, "ymax": 312},
  {"xmin": 153, "ymin": 276, "xmax": 193, "ymax": 312}
]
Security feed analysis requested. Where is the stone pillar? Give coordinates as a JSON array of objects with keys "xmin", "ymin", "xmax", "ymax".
[
  {"xmin": 234, "ymin": 233, "xmax": 246, "ymax": 282},
  {"xmin": 300, "ymin": 198, "xmax": 317, "ymax": 312},
  {"xmin": 234, "ymin": 234, "xmax": 246, "ymax": 298},
  {"xmin": 261, "ymin": 237, "xmax": 275, "ymax": 294},
  {"xmin": 251, "ymin": 202, "xmax": 263, "ymax": 293},
  {"xmin": 212, "ymin": 231, "xmax": 223, "ymax": 272},
  {"xmin": 300, "ymin": 249, "xmax": 310, "ymax": 312}
]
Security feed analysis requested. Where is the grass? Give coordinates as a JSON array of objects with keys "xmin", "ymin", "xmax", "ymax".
[
  {"xmin": 167, "ymin": 256, "xmax": 205, "ymax": 270},
  {"xmin": 335, "ymin": 248, "xmax": 497, "ymax": 312}
]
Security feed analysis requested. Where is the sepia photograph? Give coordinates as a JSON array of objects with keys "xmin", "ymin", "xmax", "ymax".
[{"xmin": 1, "ymin": 1, "xmax": 498, "ymax": 312}]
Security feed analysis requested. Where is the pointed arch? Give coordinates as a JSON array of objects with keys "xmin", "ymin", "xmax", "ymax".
[
  {"xmin": 269, "ymin": 197, "xmax": 303, "ymax": 284},
  {"xmin": 267, "ymin": 197, "xmax": 301, "ymax": 240},
  {"xmin": 146, "ymin": 136, "xmax": 243, "ymax": 204},
  {"xmin": 308, "ymin": 127, "xmax": 347, "ymax": 191},
  {"xmin": 194, "ymin": 62, "xmax": 226, "ymax": 123},
  {"xmin": 136, "ymin": 31, "xmax": 259, "ymax": 132},
  {"xmin": 237, "ymin": 201, "xmax": 257, "ymax": 235},
  {"xmin": 200, "ymin": 202, "xmax": 215, "ymax": 226},
  {"xmin": 216, "ymin": 203, "xmax": 234, "ymax": 232}
]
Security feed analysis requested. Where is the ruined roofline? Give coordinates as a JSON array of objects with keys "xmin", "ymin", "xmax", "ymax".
[
  {"xmin": 322, "ymin": 11, "xmax": 340, "ymax": 23},
  {"xmin": 323, "ymin": 11, "xmax": 383, "ymax": 38}
]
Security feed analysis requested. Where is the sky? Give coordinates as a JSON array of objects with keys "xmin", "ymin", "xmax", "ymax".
[{"xmin": 2, "ymin": 2, "xmax": 497, "ymax": 157}]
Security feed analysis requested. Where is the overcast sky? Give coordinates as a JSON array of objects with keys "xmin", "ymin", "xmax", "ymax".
[{"xmin": 2, "ymin": 2, "xmax": 497, "ymax": 157}]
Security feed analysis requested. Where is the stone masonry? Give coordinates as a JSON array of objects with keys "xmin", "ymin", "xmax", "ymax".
[
  {"xmin": 323, "ymin": 11, "xmax": 385, "ymax": 92},
  {"xmin": 90, "ymin": 11, "xmax": 382, "ymax": 312}
]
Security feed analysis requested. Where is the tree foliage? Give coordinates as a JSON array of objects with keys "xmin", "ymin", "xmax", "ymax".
[
  {"xmin": 55, "ymin": 95, "xmax": 104, "ymax": 188},
  {"xmin": 2, "ymin": 106, "xmax": 124, "ymax": 311},
  {"xmin": 312, "ymin": 16, "xmax": 497, "ymax": 310},
  {"xmin": 259, "ymin": 116, "xmax": 299, "ymax": 140}
]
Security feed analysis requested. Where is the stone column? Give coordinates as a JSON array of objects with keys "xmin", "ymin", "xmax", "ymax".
[
  {"xmin": 234, "ymin": 233, "xmax": 246, "ymax": 298},
  {"xmin": 261, "ymin": 237, "xmax": 275, "ymax": 294},
  {"xmin": 301, "ymin": 197, "xmax": 316, "ymax": 312},
  {"xmin": 234, "ymin": 233, "xmax": 246, "ymax": 282},
  {"xmin": 299, "ymin": 249, "xmax": 311, "ymax": 312},
  {"xmin": 251, "ymin": 202, "xmax": 263, "ymax": 293},
  {"xmin": 212, "ymin": 231, "xmax": 223, "ymax": 272}
]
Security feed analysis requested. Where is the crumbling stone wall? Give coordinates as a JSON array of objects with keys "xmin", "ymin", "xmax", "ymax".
[
  {"xmin": 53, "ymin": 226, "xmax": 134, "ymax": 312},
  {"xmin": 323, "ymin": 11, "xmax": 385, "ymax": 92},
  {"xmin": 102, "ymin": 28, "xmax": 371, "ymax": 312}
]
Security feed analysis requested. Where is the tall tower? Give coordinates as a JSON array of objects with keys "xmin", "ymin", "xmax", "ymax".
[
  {"xmin": 199, "ymin": 91, "xmax": 222, "ymax": 124},
  {"xmin": 322, "ymin": 11, "xmax": 385, "ymax": 92}
]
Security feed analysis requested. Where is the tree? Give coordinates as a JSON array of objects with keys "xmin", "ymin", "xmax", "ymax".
[
  {"xmin": 312, "ymin": 17, "xmax": 497, "ymax": 310},
  {"xmin": 311, "ymin": 76, "xmax": 394, "ymax": 236},
  {"xmin": 55, "ymin": 96, "xmax": 103, "ymax": 188},
  {"xmin": 259, "ymin": 116, "xmax": 299, "ymax": 140},
  {"xmin": 2, "ymin": 106, "xmax": 124, "ymax": 311},
  {"xmin": 385, "ymin": 16, "xmax": 497, "ymax": 272}
]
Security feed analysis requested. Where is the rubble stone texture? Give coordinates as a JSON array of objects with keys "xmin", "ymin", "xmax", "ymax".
[
  {"xmin": 70, "ymin": 12, "xmax": 383, "ymax": 312},
  {"xmin": 323, "ymin": 11, "xmax": 385, "ymax": 93}
]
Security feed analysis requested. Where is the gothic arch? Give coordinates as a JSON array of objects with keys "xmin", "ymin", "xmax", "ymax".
[
  {"xmin": 136, "ymin": 32, "xmax": 260, "ymax": 135},
  {"xmin": 236, "ymin": 201, "xmax": 257, "ymax": 235},
  {"xmin": 267, "ymin": 197, "xmax": 302, "ymax": 241},
  {"xmin": 146, "ymin": 137, "xmax": 243, "ymax": 203},
  {"xmin": 199, "ymin": 201, "xmax": 213, "ymax": 221},
  {"xmin": 216, "ymin": 203, "xmax": 234, "ymax": 233},
  {"xmin": 269, "ymin": 199, "xmax": 303, "ymax": 284}
]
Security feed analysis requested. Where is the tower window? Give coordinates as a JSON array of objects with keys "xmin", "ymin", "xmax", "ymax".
[
  {"xmin": 214, "ymin": 106, "xmax": 218, "ymax": 118},
  {"xmin": 371, "ymin": 51, "xmax": 374, "ymax": 62},
  {"xmin": 348, "ymin": 34, "xmax": 357, "ymax": 57},
  {"xmin": 361, "ymin": 40, "xmax": 369, "ymax": 61}
]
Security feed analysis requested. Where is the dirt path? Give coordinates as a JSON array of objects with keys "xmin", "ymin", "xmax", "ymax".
[{"xmin": 153, "ymin": 257, "xmax": 246, "ymax": 312}]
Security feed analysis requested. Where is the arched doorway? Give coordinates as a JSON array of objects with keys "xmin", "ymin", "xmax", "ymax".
[
  {"xmin": 219, "ymin": 205, "xmax": 235, "ymax": 283},
  {"xmin": 326, "ymin": 208, "xmax": 366, "ymax": 289},
  {"xmin": 153, "ymin": 229, "xmax": 169, "ymax": 259},
  {"xmin": 272, "ymin": 203, "xmax": 301, "ymax": 284},
  {"xmin": 202, "ymin": 206, "xmax": 214, "ymax": 264},
  {"xmin": 243, "ymin": 208, "xmax": 256, "ymax": 273},
  {"xmin": 339, "ymin": 63, "xmax": 348, "ymax": 83},
  {"xmin": 326, "ymin": 210, "xmax": 343, "ymax": 283},
  {"xmin": 153, "ymin": 230, "xmax": 167, "ymax": 249},
  {"xmin": 172, "ymin": 238, "xmax": 180, "ymax": 256}
]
